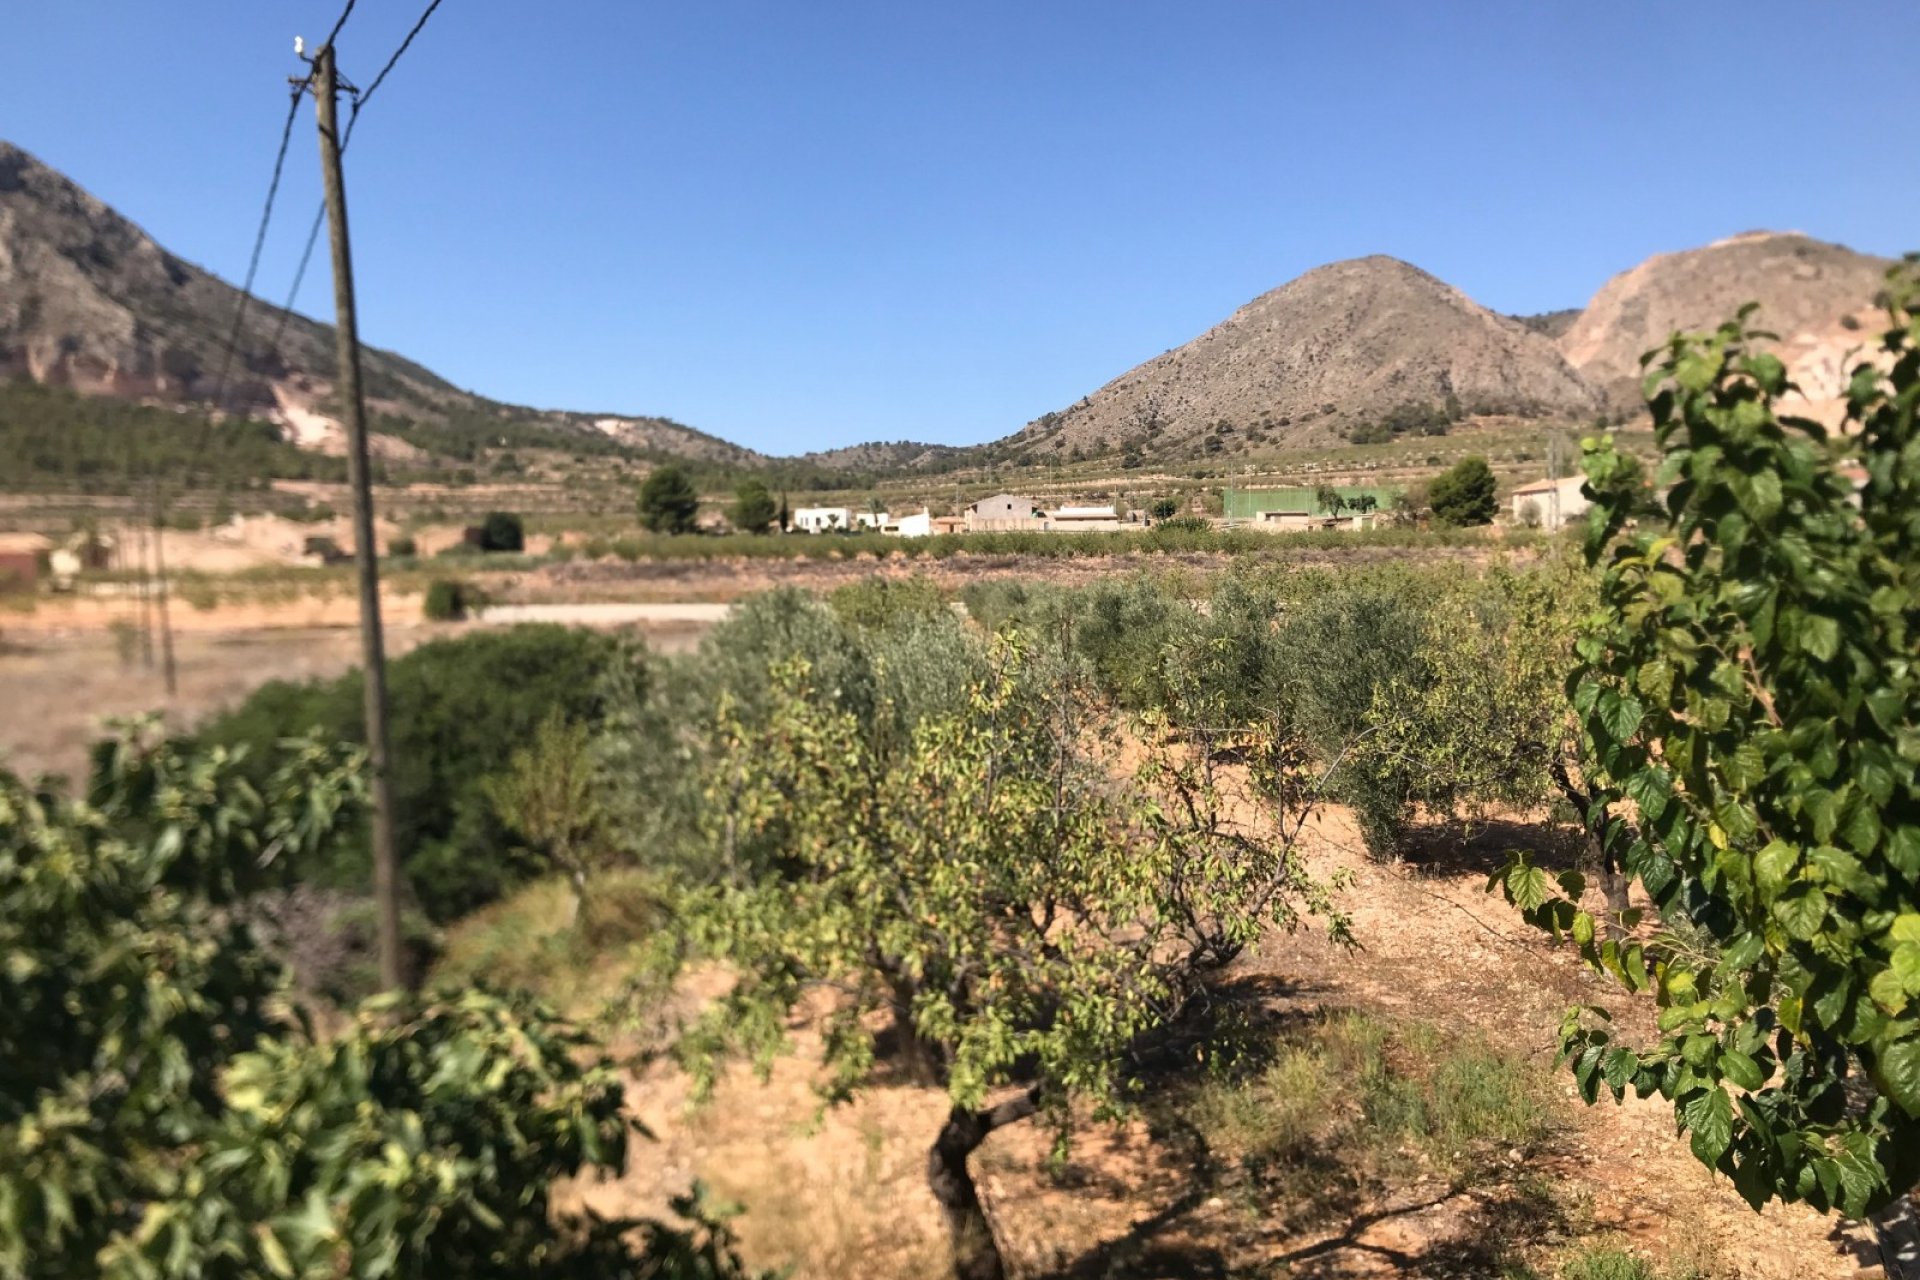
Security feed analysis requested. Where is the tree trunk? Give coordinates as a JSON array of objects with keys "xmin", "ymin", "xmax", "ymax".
[
  {"xmin": 565, "ymin": 867, "xmax": 587, "ymax": 931},
  {"xmin": 927, "ymin": 1089, "xmax": 1040, "ymax": 1280},
  {"xmin": 1553, "ymin": 757, "xmax": 1633, "ymax": 939},
  {"xmin": 1875, "ymin": 1194, "xmax": 1919, "ymax": 1280}
]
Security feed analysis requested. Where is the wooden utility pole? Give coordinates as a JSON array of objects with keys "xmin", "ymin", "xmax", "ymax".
[
  {"xmin": 309, "ymin": 43, "xmax": 404, "ymax": 991},
  {"xmin": 150, "ymin": 491, "xmax": 178, "ymax": 696},
  {"xmin": 132, "ymin": 514, "xmax": 154, "ymax": 670}
]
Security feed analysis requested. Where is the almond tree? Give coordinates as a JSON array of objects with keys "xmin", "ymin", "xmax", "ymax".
[{"xmin": 675, "ymin": 639, "xmax": 1345, "ymax": 1280}]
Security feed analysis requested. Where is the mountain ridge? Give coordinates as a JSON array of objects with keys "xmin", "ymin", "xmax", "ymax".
[
  {"xmin": 1, "ymin": 137, "xmax": 1902, "ymax": 476},
  {"xmin": 0, "ymin": 138, "xmax": 761, "ymax": 469}
]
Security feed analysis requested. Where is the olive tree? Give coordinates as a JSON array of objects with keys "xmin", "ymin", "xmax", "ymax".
[
  {"xmin": 1496, "ymin": 262, "xmax": 1920, "ymax": 1219},
  {"xmin": 672, "ymin": 638, "xmax": 1345, "ymax": 1280}
]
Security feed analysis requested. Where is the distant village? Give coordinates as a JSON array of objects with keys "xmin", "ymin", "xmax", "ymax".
[{"xmin": 787, "ymin": 474, "xmax": 1593, "ymax": 539}]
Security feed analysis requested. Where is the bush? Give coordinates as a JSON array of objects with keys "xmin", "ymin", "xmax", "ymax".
[
  {"xmin": 387, "ymin": 534, "xmax": 417, "ymax": 557},
  {"xmin": 596, "ymin": 590, "xmax": 989, "ymax": 886},
  {"xmin": 195, "ymin": 626, "xmax": 625, "ymax": 921},
  {"xmin": 1280, "ymin": 586, "xmax": 1432, "ymax": 854},
  {"xmin": 730, "ymin": 479, "xmax": 778, "ymax": 533},
  {"xmin": 477, "ymin": 511, "xmax": 524, "ymax": 552},
  {"xmin": 422, "ymin": 577, "xmax": 484, "ymax": 620},
  {"xmin": 0, "ymin": 737, "xmax": 769, "ymax": 1278},
  {"xmin": 826, "ymin": 575, "xmax": 949, "ymax": 630},
  {"xmin": 1428, "ymin": 456, "xmax": 1498, "ymax": 526}
]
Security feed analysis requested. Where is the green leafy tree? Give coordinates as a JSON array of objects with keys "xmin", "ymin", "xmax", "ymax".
[
  {"xmin": 1313, "ymin": 484, "xmax": 1349, "ymax": 517},
  {"xmin": 1496, "ymin": 263, "xmax": 1920, "ymax": 1218},
  {"xmin": 0, "ymin": 727, "xmax": 767, "ymax": 1279},
  {"xmin": 670, "ymin": 640, "xmax": 1344, "ymax": 1280},
  {"xmin": 484, "ymin": 709, "xmax": 607, "ymax": 928},
  {"xmin": 1428, "ymin": 456, "xmax": 1498, "ymax": 526},
  {"xmin": 639, "ymin": 465, "xmax": 702, "ymax": 534},
  {"xmin": 729, "ymin": 480, "xmax": 778, "ymax": 534},
  {"xmin": 1149, "ymin": 497, "xmax": 1179, "ymax": 521}
]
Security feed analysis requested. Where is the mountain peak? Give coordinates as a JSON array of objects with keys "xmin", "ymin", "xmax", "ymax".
[
  {"xmin": 1014, "ymin": 253, "xmax": 1598, "ymax": 460},
  {"xmin": 1558, "ymin": 232, "xmax": 1894, "ymax": 411}
]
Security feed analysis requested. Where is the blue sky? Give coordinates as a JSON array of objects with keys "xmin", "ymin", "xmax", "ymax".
[{"xmin": 4, "ymin": 2, "xmax": 1915, "ymax": 454}]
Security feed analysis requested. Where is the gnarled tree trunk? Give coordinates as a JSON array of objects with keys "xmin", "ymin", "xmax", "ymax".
[{"xmin": 926, "ymin": 1088, "xmax": 1039, "ymax": 1280}]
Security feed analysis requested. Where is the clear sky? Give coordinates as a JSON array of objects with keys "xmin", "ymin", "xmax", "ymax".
[{"xmin": 3, "ymin": 2, "xmax": 1916, "ymax": 454}]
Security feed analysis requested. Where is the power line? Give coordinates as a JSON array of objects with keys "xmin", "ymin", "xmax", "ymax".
[
  {"xmin": 205, "ymin": 86, "xmax": 307, "ymax": 419},
  {"xmin": 356, "ymin": 0, "xmax": 446, "ymax": 110},
  {"xmin": 256, "ymin": 0, "xmax": 448, "ymax": 378},
  {"xmin": 322, "ymin": 0, "xmax": 360, "ymax": 53}
]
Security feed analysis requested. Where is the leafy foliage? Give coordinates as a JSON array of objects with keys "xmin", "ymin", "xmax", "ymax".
[
  {"xmin": 195, "ymin": 626, "xmax": 623, "ymax": 921},
  {"xmin": 0, "ymin": 729, "xmax": 767, "ymax": 1279},
  {"xmin": 1498, "ymin": 262, "xmax": 1920, "ymax": 1216},
  {"xmin": 1428, "ymin": 456, "xmax": 1498, "ymax": 526},
  {"xmin": 639, "ymin": 465, "xmax": 702, "ymax": 534},
  {"xmin": 484, "ymin": 709, "xmax": 608, "ymax": 922},
  {"xmin": 1279, "ymin": 586, "xmax": 1433, "ymax": 853},
  {"xmin": 648, "ymin": 626, "xmax": 1346, "ymax": 1276},
  {"xmin": 729, "ymin": 480, "xmax": 778, "ymax": 533}
]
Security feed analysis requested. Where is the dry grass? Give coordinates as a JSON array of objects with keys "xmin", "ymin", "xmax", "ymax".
[{"xmin": 430, "ymin": 870, "xmax": 669, "ymax": 1013}]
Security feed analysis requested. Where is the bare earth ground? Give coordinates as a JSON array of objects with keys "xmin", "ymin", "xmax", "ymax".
[
  {"xmin": 0, "ymin": 617, "xmax": 713, "ymax": 782},
  {"xmin": 562, "ymin": 812, "xmax": 1876, "ymax": 1280}
]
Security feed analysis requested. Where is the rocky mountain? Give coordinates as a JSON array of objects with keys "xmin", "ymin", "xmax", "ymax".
[
  {"xmin": 797, "ymin": 439, "xmax": 968, "ymax": 473},
  {"xmin": 1008, "ymin": 257, "xmax": 1603, "ymax": 460},
  {"xmin": 1509, "ymin": 309, "xmax": 1583, "ymax": 341},
  {"xmin": 0, "ymin": 139, "xmax": 755, "ymax": 467},
  {"xmin": 4, "ymin": 136, "xmax": 1902, "ymax": 477},
  {"xmin": 1559, "ymin": 232, "xmax": 1895, "ymax": 420}
]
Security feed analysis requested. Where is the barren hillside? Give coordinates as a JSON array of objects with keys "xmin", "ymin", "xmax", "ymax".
[
  {"xmin": 1560, "ymin": 231, "xmax": 1895, "ymax": 421},
  {"xmin": 0, "ymin": 139, "xmax": 758, "ymax": 467},
  {"xmin": 1007, "ymin": 257, "xmax": 1602, "ymax": 461}
]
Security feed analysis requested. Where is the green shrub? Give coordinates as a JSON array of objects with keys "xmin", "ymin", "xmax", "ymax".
[
  {"xmin": 422, "ymin": 577, "xmax": 483, "ymax": 620},
  {"xmin": 1152, "ymin": 514, "xmax": 1213, "ymax": 534},
  {"xmin": 826, "ymin": 575, "xmax": 949, "ymax": 630},
  {"xmin": 387, "ymin": 534, "xmax": 417, "ymax": 557},
  {"xmin": 0, "ymin": 735, "xmax": 769, "ymax": 1277},
  {"xmin": 478, "ymin": 511, "xmax": 525, "ymax": 552},
  {"xmin": 1428, "ymin": 456, "xmax": 1498, "ymax": 526},
  {"xmin": 1280, "ymin": 586, "xmax": 1432, "ymax": 854},
  {"xmin": 194, "ymin": 626, "xmax": 625, "ymax": 921},
  {"xmin": 730, "ymin": 479, "xmax": 778, "ymax": 533}
]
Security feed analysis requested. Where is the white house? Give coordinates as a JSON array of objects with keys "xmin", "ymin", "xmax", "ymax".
[
  {"xmin": 887, "ymin": 509, "xmax": 933, "ymax": 538},
  {"xmin": 1510, "ymin": 476, "xmax": 1588, "ymax": 531},
  {"xmin": 792, "ymin": 506, "xmax": 853, "ymax": 534},
  {"xmin": 1047, "ymin": 504, "xmax": 1122, "ymax": 532}
]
